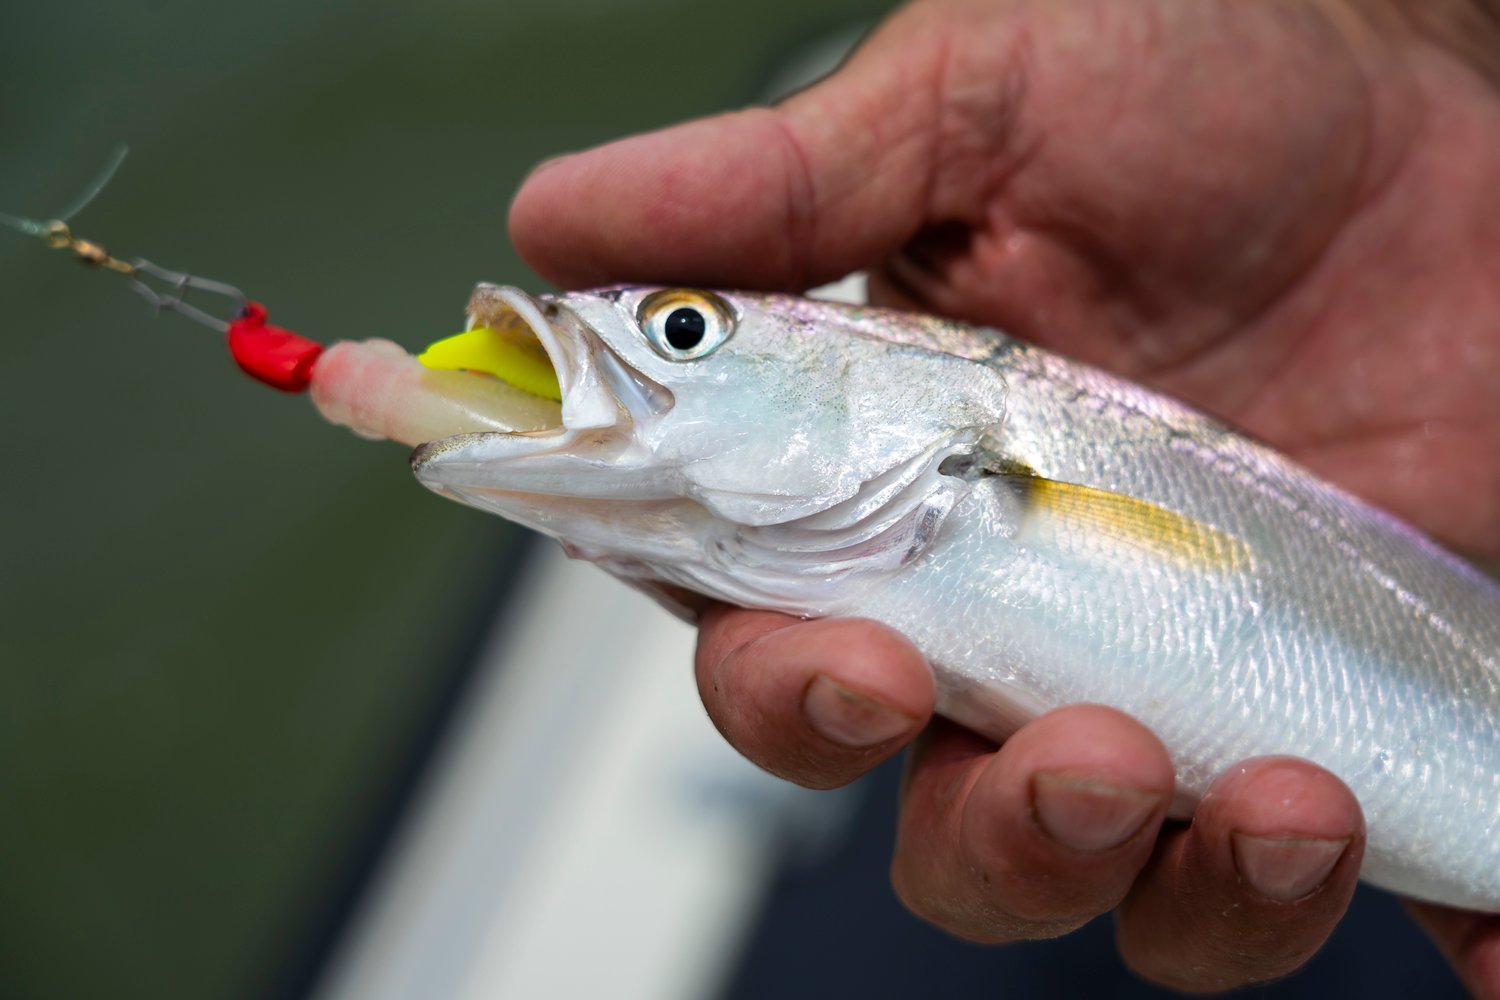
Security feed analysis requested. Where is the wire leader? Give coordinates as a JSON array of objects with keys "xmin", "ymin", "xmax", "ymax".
[
  {"xmin": 2, "ymin": 145, "xmax": 248, "ymax": 332},
  {"xmin": 3, "ymin": 146, "xmax": 325, "ymax": 392}
]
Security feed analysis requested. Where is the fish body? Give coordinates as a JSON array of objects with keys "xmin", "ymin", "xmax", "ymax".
[{"xmin": 351, "ymin": 284, "xmax": 1500, "ymax": 911}]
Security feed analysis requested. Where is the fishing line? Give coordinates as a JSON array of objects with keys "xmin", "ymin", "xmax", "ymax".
[{"xmin": 3, "ymin": 147, "xmax": 326, "ymax": 392}]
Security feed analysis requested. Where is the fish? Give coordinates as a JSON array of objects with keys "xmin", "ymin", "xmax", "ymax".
[{"xmin": 309, "ymin": 283, "xmax": 1500, "ymax": 912}]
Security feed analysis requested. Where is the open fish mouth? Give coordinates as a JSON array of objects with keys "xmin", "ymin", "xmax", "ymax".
[
  {"xmin": 305, "ymin": 284, "xmax": 617, "ymax": 461},
  {"xmin": 306, "ymin": 285, "xmax": 582, "ymax": 449},
  {"xmin": 308, "ymin": 281, "xmax": 676, "ymax": 488},
  {"xmin": 408, "ymin": 285, "xmax": 676, "ymax": 496},
  {"xmin": 441, "ymin": 283, "xmax": 620, "ymax": 435}
]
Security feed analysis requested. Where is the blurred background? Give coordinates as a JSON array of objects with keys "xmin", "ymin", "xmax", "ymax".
[
  {"xmin": 0, "ymin": 3, "xmax": 891, "ymax": 997},
  {"xmin": 0, "ymin": 2, "xmax": 1469, "ymax": 998}
]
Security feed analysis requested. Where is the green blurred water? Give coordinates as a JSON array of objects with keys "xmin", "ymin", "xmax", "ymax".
[{"xmin": 0, "ymin": 2, "xmax": 893, "ymax": 997}]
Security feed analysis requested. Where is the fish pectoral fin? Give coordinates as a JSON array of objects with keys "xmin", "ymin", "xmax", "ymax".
[{"xmin": 998, "ymin": 470, "xmax": 1252, "ymax": 571}]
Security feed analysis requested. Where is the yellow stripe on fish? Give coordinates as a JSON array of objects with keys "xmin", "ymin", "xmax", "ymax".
[{"xmin": 1003, "ymin": 471, "xmax": 1252, "ymax": 571}]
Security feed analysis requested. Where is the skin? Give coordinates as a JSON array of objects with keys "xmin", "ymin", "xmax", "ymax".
[{"xmin": 508, "ymin": 0, "xmax": 1500, "ymax": 992}]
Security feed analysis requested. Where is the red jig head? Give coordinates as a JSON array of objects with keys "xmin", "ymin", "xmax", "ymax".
[{"xmin": 227, "ymin": 302, "xmax": 323, "ymax": 394}]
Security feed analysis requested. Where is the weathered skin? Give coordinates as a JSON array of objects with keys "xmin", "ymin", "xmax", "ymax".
[{"xmin": 349, "ymin": 283, "xmax": 1500, "ymax": 912}]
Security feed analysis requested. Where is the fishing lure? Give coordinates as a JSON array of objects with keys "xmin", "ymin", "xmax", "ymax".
[{"xmin": 4, "ymin": 150, "xmax": 553, "ymax": 414}]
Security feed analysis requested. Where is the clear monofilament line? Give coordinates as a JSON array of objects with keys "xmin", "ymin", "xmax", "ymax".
[
  {"xmin": 0, "ymin": 143, "xmax": 130, "ymax": 238},
  {"xmin": 52, "ymin": 144, "xmax": 128, "ymax": 223}
]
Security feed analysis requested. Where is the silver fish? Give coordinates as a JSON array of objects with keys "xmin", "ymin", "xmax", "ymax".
[{"xmin": 313, "ymin": 284, "xmax": 1500, "ymax": 911}]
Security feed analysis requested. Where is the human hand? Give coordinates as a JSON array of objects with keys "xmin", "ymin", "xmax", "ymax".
[{"xmin": 509, "ymin": 0, "xmax": 1500, "ymax": 992}]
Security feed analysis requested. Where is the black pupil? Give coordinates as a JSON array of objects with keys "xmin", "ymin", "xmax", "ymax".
[{"xmin": 663, "ymin": 307, "xmax": 708, "ymax": 351}]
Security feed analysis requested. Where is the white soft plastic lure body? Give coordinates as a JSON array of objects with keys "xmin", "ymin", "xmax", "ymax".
[{"xmin": 312, "ymin": 285, "xmax": 1500, "ymax": 911}]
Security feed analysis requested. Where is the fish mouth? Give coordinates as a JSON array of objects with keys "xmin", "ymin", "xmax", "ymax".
[
  {"xmin": 470, "ymin": 283, "xmax": 620, "ymax": 432},
  {"xmin": 410, "ymin": 284, "xmax": 668, "ymax": 492}
]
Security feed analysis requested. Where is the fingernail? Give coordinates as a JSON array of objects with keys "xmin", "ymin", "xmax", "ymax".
[
  {"xmin": 803, "ymin": 675, "xmax": 916, "ymax": 749},
  {"xmin": 1232, "ymin": 833, "xmax": 1350, "ymax": 902},
  {"xmin": 1032, "ymin": 773, "xmax": 1161, "ymax": 852}
]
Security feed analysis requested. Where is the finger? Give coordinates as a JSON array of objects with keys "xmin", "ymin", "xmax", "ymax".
[
  {"xmin": 1406, "ymin": 903, "xmax": 1500, "ymax": 1000},
  {"xmin": 508, "ymin": 3, "xmax": 963, "ymax": 290},
  {"xmin": 694, "ymin": 606, "xmax": 934, "ymax": 789},
  {"xmin": 891, "ymin": 705, "xmax": 1174, "ymax": 942},
  {"xmin": 1117, "ymin": 757, "xmax": 1364, "ymax": 992}
]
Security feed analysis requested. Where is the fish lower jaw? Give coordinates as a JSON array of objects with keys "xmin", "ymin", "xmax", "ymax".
[{"xmin": 408, "ymin": 423, "xmax": 621, "ymax": 476}]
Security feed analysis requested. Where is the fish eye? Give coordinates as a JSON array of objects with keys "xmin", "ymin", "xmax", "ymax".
[{"xmin": 636, "ymin": 289, "xmax": 735, "ymax": 360}]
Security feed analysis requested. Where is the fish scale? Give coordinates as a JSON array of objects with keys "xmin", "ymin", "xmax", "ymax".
[{"xmin": 849, "ymin": 335, "xmax": 1500, "ymax": 907}]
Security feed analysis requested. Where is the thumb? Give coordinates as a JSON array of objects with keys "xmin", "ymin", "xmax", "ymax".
[{"xmin": 508, "ymin": 6, "xmax": 954, "ymax": 290}]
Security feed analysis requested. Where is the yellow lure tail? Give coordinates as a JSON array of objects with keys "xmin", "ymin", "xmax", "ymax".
[{"xmin": 419, "ymin": 326, "xmax": 562, "ymax": 401}]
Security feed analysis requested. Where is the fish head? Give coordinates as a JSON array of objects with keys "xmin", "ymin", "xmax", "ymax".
[{"xmin": 412, "ymin": 284, "xmax": 1007, "ymax": 615}]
